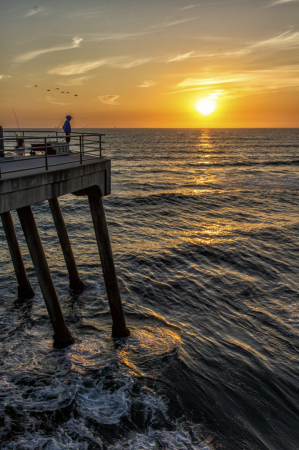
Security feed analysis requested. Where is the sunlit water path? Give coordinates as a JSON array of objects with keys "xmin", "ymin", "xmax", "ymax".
[{"xmin": 0, "ymin": 128, "xmax": 298, "ymax": 449}]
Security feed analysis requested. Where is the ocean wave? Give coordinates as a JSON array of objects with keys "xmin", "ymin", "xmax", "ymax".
[{"xmin": 186, "ymin": 159, "xmax": 299, "ymax": 168}]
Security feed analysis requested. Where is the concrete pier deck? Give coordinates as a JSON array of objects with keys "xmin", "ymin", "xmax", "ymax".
[{"xmin": 0, "ymin": 154, "xmax": 111, "ymax": 214}]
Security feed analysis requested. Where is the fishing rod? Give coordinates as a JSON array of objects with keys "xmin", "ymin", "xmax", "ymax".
[
  {"xmin": 73, "ymin": 122, "xmax": 96, "ymax": 154},
  {"xmin": 12, "ymin": 107, "xmax": 25, "ymax": 151},
  {"xmin": 12, "ymin": 107, "xmax": 21, "ymax": 132},
  {"xmin": 75, "ymin": 122, "xmax": 94, "ymax": 132},
  {"xmin": 55, "ymin": 118, "xmax": 64, "ymax": 130},
  {"xmin": 82, "ymin": 122, "xmax": 94, "ymax": 129}
]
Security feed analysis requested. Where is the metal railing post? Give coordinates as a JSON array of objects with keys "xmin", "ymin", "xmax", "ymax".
[
  {"xmin": 79, "ymin": 135, "xmax": 82, "ymax": 164},
  {"xmin": 99, "ymin": 135, "xmax": 102, "ymax": 158},
  {"xmin": 0, "ymin": 126, "xmax": 4, "ymax": 158},
  {"xmin": 45, "ymin": 137, "xmax": 48, "ymax": 170}
]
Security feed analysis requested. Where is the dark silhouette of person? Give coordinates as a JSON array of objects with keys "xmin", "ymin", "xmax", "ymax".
[{"xmin": 63, "ymin": 115, "xmax": 72, "ymax": 143}]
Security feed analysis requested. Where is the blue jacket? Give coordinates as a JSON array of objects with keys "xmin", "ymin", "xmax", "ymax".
[{"xmin": 63, "ymin": 116, "xmax": 72, "ymax": 133}]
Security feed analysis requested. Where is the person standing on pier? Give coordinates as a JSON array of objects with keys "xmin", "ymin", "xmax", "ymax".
[{"xmin": 63, "ymin": 115, "xmax": 72, "ymax": 143}]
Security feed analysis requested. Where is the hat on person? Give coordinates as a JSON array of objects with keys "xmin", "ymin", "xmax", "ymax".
[{"xmin": 66, "ymin": 115, "xmax": 72, "ymax": 120}]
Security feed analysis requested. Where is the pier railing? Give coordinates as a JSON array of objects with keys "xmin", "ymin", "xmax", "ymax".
[{"xmin": 0, "ymin": 130, "xmax": 105, "ymax": 178}]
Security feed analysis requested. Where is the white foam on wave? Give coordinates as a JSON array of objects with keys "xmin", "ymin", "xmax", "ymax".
[
  {"xmin": 109, "ymin": 427, "xmax": 213, "ymax": 450},
  {"xmin": 0, "ymin": 326, "xmax": 211, "ymax": 450},
  {"xmin": 2, "ymin": 423, "xmax": 213, "ymax": 450},
  {"xmin": 2, "ymin": 419, "xmax": 213, "ymax": 450},
  {"xmin": 75, "ymin": 370, "xmax": 133, "ymax": 424},
  {"xmin": 2, "ymin": 434, "xmax": 91, "ymax": 450}
]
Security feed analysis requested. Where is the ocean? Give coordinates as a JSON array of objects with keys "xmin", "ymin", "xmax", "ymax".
[{"xmin": 0, "ymin": 128, "xmax": 298, "ymax": 449}]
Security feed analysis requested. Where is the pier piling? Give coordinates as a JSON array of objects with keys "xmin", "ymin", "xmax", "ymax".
[
  {"xmin": 88, "ymin": 192, "xmax": 130, "ymax": 338},
  {"xmin": 49, "ymin": 197, "xmax": 85, "ymax": 291},
  {"xmin": 17, "ymin": 205, "xmax": 75, "ymax": 348},
  {"xmin": 1, "ymin": 211, "xmax": 35, "ymax": 299}
]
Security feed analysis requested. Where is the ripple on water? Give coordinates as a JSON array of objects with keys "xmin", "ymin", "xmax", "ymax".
[{"xmin": 0, "ymin": 322, "xmax": 213, "ymax": 449}]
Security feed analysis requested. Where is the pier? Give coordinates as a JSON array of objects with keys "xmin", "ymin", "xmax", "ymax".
[{"xmin": 0, "ymin": 129, "xmax": 129, "ymax": 348}]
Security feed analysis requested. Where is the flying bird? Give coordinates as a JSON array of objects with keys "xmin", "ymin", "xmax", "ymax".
[
  {"xmin": 66, "ymin": 92, "xmax": 69, "ymax": 94},
  {"xmin": 55, "ymin": 88, "xmax": 59, "ymax": 90},
  {"xmin": 61, "ymin": 91, "xmax": 65, "ymax": 93},
  {"xmin": 34, "ymin": 85, "xmax": 38, "ymax": 87},
  {"xmin": 47, "ymin": 89, "xmax": 50, "ymax": 91},
  {"xmin": 74, "ymin": 94, "xmax": 78, "ymax": 96}
]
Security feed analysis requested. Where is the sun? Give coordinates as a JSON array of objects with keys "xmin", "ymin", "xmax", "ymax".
[{"xmin": 196, "ymin": 98, "xmax": 216, "ymax": 116}]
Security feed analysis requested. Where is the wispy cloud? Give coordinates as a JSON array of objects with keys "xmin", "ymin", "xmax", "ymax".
[
  {"xmin": 163, "ymin": 30, "xmax": 299, "ymax": 64},
  {"xmin": 167, "ymin": 52, "xmax": 194, "ymax": 62},
  {"xmin": 48, "ymin": 57, "xmax": 149, "ymax": 76},
  {"xmin": 24, "ymin": 6, "xmax": 47, "ymax": 17},
  {"xmin": 0, "ymin": 74, "xmax": 12, "ymax": 80},
  {"xmin": 267, "ymin": 0, "xmax": 299, "ymax": 7},
  {"xmin": 115, "ymin": 59, "xmax": 150, "ymax": 69},
  {"xmin": 97, "ymin": 95, "xmax": 119, "ymax": 105},
  {"xmin": 179, "ymin": 5, "xmax": 199, "ymax": 10},
  {"xmin": 249, "ymin": 30, "xmax": 299, "ymax": 50},
  {"xmin": 177, "ymin": 75, "xmax": 246, "ymax": 89},
  {"xmin": 220, "ymin": 30, "xmax": 299, "ymax": 56},
  {"xmin": 151, "ymin": 16, "xmax": 200, "ymax": 29},
  {"xmin": 14, "ymin": 37, "xmax": 82, "ymax": 63},
  {"xmin": 178, "ymin": 0, "xmax": 247, "ymax": 9},
  {"xmin": 46, "ymin": 96, "xmax": 70, "ymax": 106},
  {"xmin": 49, "ymin": 59, "xmax": 112, "ymax": 76},
  {"xmin": 169, "ymin": 66, "xmax": 299, "ymax": 97},
  {"xmin": 208, "ymin": 91, "xmax": 226, "ymax": 99},
  {"xmin": 138, "ymin": 80, "xmax": 156, "ymax": 88},
  {"xmin": 58, "ymin": 76, "xmax": 91, "ymax": 86},
  {"xmin": 85, "ymin": 32, "xmax": 153, "ymax": 42}
]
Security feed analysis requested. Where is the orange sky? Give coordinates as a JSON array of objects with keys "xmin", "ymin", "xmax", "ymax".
[{"xmin": 1, "ymin": 0, "xmax": 299, "ymax": 128}]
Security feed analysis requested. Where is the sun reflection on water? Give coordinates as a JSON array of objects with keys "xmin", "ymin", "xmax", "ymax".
[
  {"xmin": 182, "ymin": 222, "xmax": 236, "ymax": 246},
  {"xmin": 198, "ymin": 130, "xmax": 212, "ymax": 150},
  {"xmin": 118, "ymin": 326, "xmax": 181, "ymax": 376},
  {"xmin": 195, "ymin": 174, "xmax": 218, "ymax": 184}
]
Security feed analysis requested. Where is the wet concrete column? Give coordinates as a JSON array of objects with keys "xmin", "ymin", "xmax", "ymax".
[
  {"xmin": 1, "ymin": 211, "xmax": 35, "ymax": 299},
  {"xmin": 88, "ymin": 193, "xmax": 130, "ymax": 338},
  {"xmin": 17, "ymin": 205, "xmax": 75, "ymax": 348},
  {"xmin": 49, "ymin": 197, "xmax": 84, "ymax": 290}
]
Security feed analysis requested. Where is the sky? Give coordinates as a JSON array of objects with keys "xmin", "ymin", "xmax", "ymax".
[{"xmin": 0, "ymin": 0, "xmax": 299, "ymax": 128}]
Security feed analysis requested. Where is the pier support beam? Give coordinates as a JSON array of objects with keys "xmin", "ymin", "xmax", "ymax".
[
  {"xmin": 17, "ymin": 205, "xmax": 75, "ymax": 349},
  {"xmin": 1, "ymin": 211, "xmax": 35, "ymax": 299},
  {"xmin": 88, "ymin": 193, "xmax": 129, "ymax": 338},
  {"xmin": 49, "ymin": 197, "xmax": 84, "ymax": 290}
]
